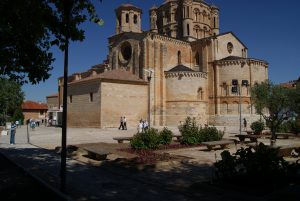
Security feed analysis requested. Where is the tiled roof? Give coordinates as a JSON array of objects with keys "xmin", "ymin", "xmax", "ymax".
[
  {"xmin": 280, "ymin": 81, "xmax": 297, "ymax": 89},
  {"xmin": 167, "ymin": 65, "xmax": 194, "ymax": 72},
  {"xmin": 117, "ymin": 3, "xmax": 142, "ymax": 12},
  {"xmin": 22, "ymin": 101, "xmax": 48, "ymax": 110},
  {"xmin": 218, "ymin": 56, "xmax": 244, "ymax": 61},
  {"xmin": 69, "ymin": 69, "xmax": 147, "ymax": 84},
  {"xmin": 46, "ymin": 93, "xmax": 58, "ymax": 98},
  {"xmin": 99, "ymin": 69, "xmax": 146, "ymax": 82},
  {"xmin": 216, "ymin": 56, "xmax": 268, "ymax": 64}
]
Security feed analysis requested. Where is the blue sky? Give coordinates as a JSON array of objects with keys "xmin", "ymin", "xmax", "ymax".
[{"xmin": 22, "ymin": 0, "xmax": 300, "ymax": 102}]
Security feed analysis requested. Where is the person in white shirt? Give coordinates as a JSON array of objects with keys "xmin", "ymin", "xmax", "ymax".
[{"xmin": 138, "ymin": 120, "xmax": 143, "ymax": 133}]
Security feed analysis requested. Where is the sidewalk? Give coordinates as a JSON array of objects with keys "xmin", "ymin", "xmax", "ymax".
[
  {"xmin": 1, "ymin": 125, "xmax": 299, "ymax": 200},
  {"xmin": 0, "ymin": 126, "xmax": 213, "ymax": 200}
]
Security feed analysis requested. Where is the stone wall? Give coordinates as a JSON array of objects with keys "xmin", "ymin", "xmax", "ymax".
[
  {"xmin": 215, "ymin": 33, "xmax": 246, "ymax": 60},
  {"xmin": 165, "ymin": 72, "xmax": 208, "ymax": 126},
  {"xmin": 46, "ymin": 96, "xmax": 59, "ymax": 110},
  {"xmin": 67, "ymin": 79, "xmax": 101, "ymax": 127},
  {"xmin": 209, "ymin": 114, "xmax": 262, "ymax": 127},
  {"xmin": 23, "ymin": 110, "xmax": 46, "ymax": 122},
  {"xmin": 100, "ymin": 82, "xmax": 147, "ymax": 128}
]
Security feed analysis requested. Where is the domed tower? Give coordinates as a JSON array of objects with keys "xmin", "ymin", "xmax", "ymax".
[
  {"xmin": 182, "ymin": 0, "xmax": 193, "ymax": 41},
  {"xmin": 211, "ymin": 5, "xmax": 220, "ymax": 35},
  {"xmin": 115, "ymin": 4, "xmax": 142, "ymax": 34},
  {"xmin": 149, "ymin": 5, "xmax": 158, "ymax": 33}
]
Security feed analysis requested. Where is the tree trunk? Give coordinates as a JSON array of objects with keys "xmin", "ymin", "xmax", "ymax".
[{"xmin": 270, "ymin": 129, "xmax": 276, "ymax": 146}]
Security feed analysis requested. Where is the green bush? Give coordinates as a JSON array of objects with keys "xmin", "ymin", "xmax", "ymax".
[
  {"xmin": 278, "ymin": 120, "xmax": 299, "ymax": 134},
  {"xmin": 179, "ymin": 117, "xmax": 224, "ymax": 145},
  {"xmin": 250, "ymin": 120, "xmax": 264, "ymax": 134},
  {"xmin": 130, "ymin": 134, "xmax": 145, "ymax": 149},
  {"xmin": 215, "ymin": 143, "xmax": 299, "ymax": 183},
  {"xmin": 130, "ymin": 128, "xmax": 161, "ymax": 149},
  {"xmin": 200, "ymin": 127, "xmax": 224, "ymax": 142},
  {"xmin": 179, "ymin": 117, "xmax": 201, "ymax": 145},
  {"xmin": 159, "ymin": 127, "xmax": 173, "ymax": 145}
]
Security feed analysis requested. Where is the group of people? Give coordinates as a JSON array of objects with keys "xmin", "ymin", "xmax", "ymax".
[
  {"xmin": 118, "ymin": 116, "xmax": 127, "ymax": 130},
  {"xmin": 138, "ymin": 119, "xmax": 149, "ymax": 133},
  {"xmin": 118, "ymin": 117, "xmax": 150, "ymax": 133}
]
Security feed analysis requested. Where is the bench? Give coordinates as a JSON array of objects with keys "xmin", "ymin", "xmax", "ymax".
[
  {"xmin": 201, "ymin": 140, "xmax": 235, "ymax": 151},
  {"xmin": 245, "ymin": 130, "xmax": 254, "ymax": 135},
  {"xmin": 172, "ymin": 134, "xmax": 182, "ymax": 141},
  {"xmin": 276, "ymin": 133, "xmax": 294, "ymax": 139},
  {"xmin": 235, "ymin": 134, "xmax": 261, "ymax": 143},
  {"xmin": 113, "ymin": 136, "xmax": 133, "ymax": 143},
  {"xmin": 82, "ymin": 147, "xmax": 110, "ymax": 160}
]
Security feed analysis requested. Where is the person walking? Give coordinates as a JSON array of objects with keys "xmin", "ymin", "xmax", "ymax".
[
  {"xmin": 10, "ymin": 121, "xmax": 17, "ymax": 145},
  {"xmin": 138, "ymin": 120, "xmax": 143, "ymax": 133},
  {"xmin": 243, "ymin": 118, "xmax": 247, "ymax": 131},
  {"xmin": 123, "ymin": 116, "xmax": 127, "ymax": 130},
  {"xmin": 118, "ymin": 116, "xmax": 124, "ymax": 130},
  {"xmin": 15, "ymin": 120, "xmax": 19, "ymax": 128}
]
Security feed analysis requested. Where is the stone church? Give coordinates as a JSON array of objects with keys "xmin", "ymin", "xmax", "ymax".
[{"xmin": 58, "ymin": 0, "xmax": 268, "ymax": 128}]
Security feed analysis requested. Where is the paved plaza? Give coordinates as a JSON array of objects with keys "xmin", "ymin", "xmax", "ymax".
[{"xmin": 0, "ymin": 125, "xmax": 300, "ymax": 200}]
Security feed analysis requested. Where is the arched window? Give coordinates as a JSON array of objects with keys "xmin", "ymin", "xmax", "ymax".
[
  {"xmin": 203, "ymin": 26, "xmax": 207, "ymax": 38},
  {"xmin": 194, "ymin": 9, "xmax": 200, "ymax": 21},
  {"xmin": 133, "ymin": 14, "xmax": 138, "ymax": 24},
  {"xmin": 213, "ymin": 17, "xmax": 216, "ymax": 28},
  {"xmin": 195, "ymin": 52, "xmax": 200, "ymax": 66},
  {"xmin": 197, "ymin": 87, "xmax": 203, "ymax": 100},
  {"xmin": 187, "ymin": 24, "xmax": 190, "ymax": 36},
  {"xmin": 177, "ymin": 51, "xmax": 181, "ymax": 64},
  {"xmin": 126, "ymin": 13, "xmax": 129, "ymax": 23},
  {"xmin": 221, "ymin": 102, "xmax": 228, "ymax": 115},
  {"xmin": 194, "ymin": 25, "xmax": 200, "ymax": 39}
]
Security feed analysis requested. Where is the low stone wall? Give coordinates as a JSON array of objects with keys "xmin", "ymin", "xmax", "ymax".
[{"xmin": 209, "ymin": 114, "xmax": 262, "ymax": 127}]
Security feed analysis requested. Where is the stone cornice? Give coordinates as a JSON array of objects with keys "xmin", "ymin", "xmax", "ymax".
[
  {"xmin": 214, "ymin": 58, "xmax": 268, "ymax": 67},
  {"xmin": 164, "ymin": 71, "xmax": 208, "ymax": 79},
  {"xmin": 166, "ymin": 100, "xmax": 208, "ymax": 103},
  {"xmin": 145, "ymin": 32, "xmax": 190, "ymax": 46}
]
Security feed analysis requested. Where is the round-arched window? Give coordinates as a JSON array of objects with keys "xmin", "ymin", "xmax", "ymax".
[
  {"xmin": 227, "ymin": 42, "xmax": 234, "ymax": 54},
  {"xmin": 120, "ymin": 42, "xmax": 132, "ymax": 62}
]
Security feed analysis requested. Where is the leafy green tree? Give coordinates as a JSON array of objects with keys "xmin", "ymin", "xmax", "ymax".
[
  {"xmin": 250, "ymin": 80, "xmax": 295, "ymax": 143},
  {"xmin": 0, "ymin": 0, "xmax": 103, "ymax": 84},
  {"xmin": 0, "ymin": 78, "xmax": 24, "ymax": 125}
]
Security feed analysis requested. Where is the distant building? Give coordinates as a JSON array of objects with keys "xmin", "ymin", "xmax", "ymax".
[
  {"xmin": 58, "ymin": 0, "xmax": 268, "ymax": 128},
  {"xmin": 46, "ymin": 93, "xmax": 59, "ymax": 110},
  {"xmin": 22, "ymin": 100, "xmax": 48, "ymax": 122},
  {"xmin": 280, "ymin": 80, "xmax": 297, "ymax": 89}
]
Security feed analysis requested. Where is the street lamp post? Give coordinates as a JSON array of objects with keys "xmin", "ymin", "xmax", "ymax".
[
  {"xmin": 238, "ymin": 85, "xmax": 242, "ymax": 135},
  {"xmin": 147, "ymin": 75, "xmax": 151, "ymax": 128},
  {"xmin": 61, "ymin": 0, "xmax": 73, "ymax": 193},
  {"xmin": 144, "ymin": 69, "xmax": 153, "ymax": 128},
  {"xmin": 232, "ymin": 79, "xmax": 248, "ymax": 135}
]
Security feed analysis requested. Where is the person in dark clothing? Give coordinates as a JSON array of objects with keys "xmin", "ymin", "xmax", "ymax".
[
  {"xmin": 118, "ymin": 116, "xmax": 124, "ymax": 130},
  {"xmin": 243, "ymin": 118, "xmax": 247, "ymax": 131}
]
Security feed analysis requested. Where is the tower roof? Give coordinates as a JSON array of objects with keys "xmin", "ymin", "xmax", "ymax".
[
  {"xmin": 150, "ymin": 5, "xmax": 158, "ymax": 10},
  {"xmin": 167, "ymin": 65, "xmax": 194, "ymax": 72},
  {"xmin": 115, "ymin": 3, "xmax": 142, "ymax": 13}
]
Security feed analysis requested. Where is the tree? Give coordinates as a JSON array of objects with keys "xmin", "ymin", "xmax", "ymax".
[
  {"xmin": 250, "ymin": 80, "xmax": 295, "ymax": 144},
  {"xmin": 0, "ymin": 0, "xmax": 103, "ymax": 84},
  {"xmin": 0, "ymin": 78, "xmax": 24, "ymax": 125}
]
